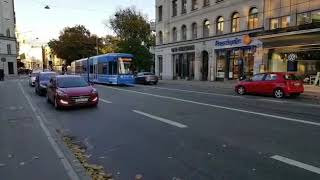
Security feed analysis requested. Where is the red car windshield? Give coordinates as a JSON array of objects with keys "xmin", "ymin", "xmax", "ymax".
[{"xmin": 57, "ymin": 77, "xmax": 89, "ymax": 88}]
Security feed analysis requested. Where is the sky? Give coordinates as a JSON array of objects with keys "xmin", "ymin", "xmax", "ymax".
[{"xmin": 15, "ymin": 0, "xmax": 155, "ymax": 43}]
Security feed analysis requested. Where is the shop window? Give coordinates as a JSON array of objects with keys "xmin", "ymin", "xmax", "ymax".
[
  {"xmin": 181, "ymin": 0, "xmax": 187, "ymax": 14},
  {"xmin": 265, "ymin": 74, "xmax": 278, "ymax": 81},
  {"xmin": 172, "ymin": 27, "xmax": 177, "ymax": 42},
  {"xmin": 203, "ymin": 0, "xmax": 210, "ymax": 7},
  {"xmin": 192, "ymin": 22, "xmax": 197, "ymax": 39},
  {"xmin": 191, "ymin": 0, "xmax": 198, "ymax": 11},
  {"xmin": 252, "ymin": 74, "xmax": 265, "ymax": 81},
  {"xmin": 231, "ymin": 12, "xmax": 240, "ymax": 32},
  {"xmin": 297, "ymin": 12, "xmax": 312, "ymax": 25},
  {"xmin": 158, "ymin": 31, "xmax": 163, "ymax": 45},
  {"xmin": 281, "ymin": 16, "xmax": 291, "ymax": 28},
  {"xmin": 181, "ymin": 25, "xmax": 187, "ymax": 41},
  {"xmin": 270, "ymin": 18, "xmax": 280, "ymax": 30},
  {"xmin": 158, "ymin": 6, "xmax": 163, "ymax": 22},
  {"xmin": 203, "ymin": 20, "xmax": 210, "ymax": 37},
  {"xmin": 216, "ymin": 16, "xmax": 224, "ymax": 35},
  {"xmin": 172, "ymin": 0, "xmax": 178, "ymax": 17},
  {"xmin": 311, "ymin": 10, "xmax": 320, "ymax": 24},
  {"xmin": 248, "ymin": 7, "xmax": 259, "ymax": 29}
]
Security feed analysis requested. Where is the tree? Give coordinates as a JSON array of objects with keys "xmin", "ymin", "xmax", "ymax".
[
  {"xmin": 48, "ymin": 25, "xmax": 99, "ymax": 65},
  {"xmin": 100, "ymin": 35, "xmax": 119, "ymax": 54},
  {"xmin": 108, "ymin": 7, "xmax": 154, "ymax": 71}
]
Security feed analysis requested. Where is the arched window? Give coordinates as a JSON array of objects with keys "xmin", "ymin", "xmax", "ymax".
[
  {"xmin": 191, "ymin": 0, "xmax": 198, "ymax": 10},
  {"xmin": 192, "ymin": 22, "xmax": 197, "ymax": 39},
  {"xmin": 172, "ymin": 27, "xmax": 177, "ymax": 42},
  {"xmin": 158, "ymin": 31, "xmax": 163, "ymax": 45},
  {"xmin": 181, "ymin": 25, "xmax": 187, "ymax": 41},
  {"xmin": 231, "ymin": 12, "xmax": 240, "ymax": 32},
  {"xmin": 248, "ymin": 7, "xmax": 259, "ymax": 29},
  {"xmin": 216, "ymin": 16, "xmax": 224, "ymax": 35},
  {"xmin": 6, "ymin": 29, "xmax": 10, "ymax": 37},
  {"xmin": 203, "ymin": 20, "xmax": 210, "ymax": 38}
]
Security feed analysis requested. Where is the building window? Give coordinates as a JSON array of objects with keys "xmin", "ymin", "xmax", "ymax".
[
  {"xmin": 192, "ymin": 22, "xmax": 197, "ymax": 39},
  {"xmin": 248, "ymin": 7, "xmax": 259, "ymax": 29},
  {"xmin": 297, "ymin": 12, "xmax": 312, "ymax": 25},
  {"xmin": 231, "ymin": 12, "xmax": 240, "ymax": 32},
  {"xmin": 172, "ymin": 27, "xmax": 177, "ymax": 42},
  {"xmin": 191, "ymin": 0, "xmax": 198, "ymax": 11},
  {"xmin": 7, "ymin": 44, "xmax": 11, "ymax": 55},
  {"xmin": 203, "ymin": 20, "xmax": 210, "ymax": 37},
  {"xmin": 158, "ymin": 6, "xmax": 163, "ymax": 22},
  {"xmin": 270, "ymin": 16, "xmax": 291, "ymax": 30},
  {"xmin": 6, "ymin": 29, "xmax": 10, "ymax": 37},
  {"xmin": 181, "ymin": 0, "xmax": 187, "ymax": 14},
  {"xmin": 158, "ymin": 31, "xmax": 163, "ymax": 44},
  {"xmin": 311, "ymin": 10, "xmax": 320, "ymax": 23},
  {"xmin": 216, "ymin": 16, "xmax": 224, "ymax": 35},
  {"xmin": 270, "ymin": 18, "xmax": 280, "ymax": 30},
  {"xmin": 181, "ymin": 25, "xmax": 187, "ymax": 41},
  {"xmin": 204, "ymin": 0, "xmax": 210, "ymax": 7},
  {"xmin": 172, "ymin": 0, "xmax": 178, "ymax": 17},
  {"xmin": 281, "ymin": 16, "xmax": 291, "ymax": 28}
]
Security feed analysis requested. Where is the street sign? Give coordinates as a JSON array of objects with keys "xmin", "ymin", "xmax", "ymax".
[{"xmin": 1, "ymin": 58, "xmax": 6, "ymax": 62}]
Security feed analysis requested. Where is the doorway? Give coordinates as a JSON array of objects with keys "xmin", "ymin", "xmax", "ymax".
[
  {"xmin": 202, "ymin": 51, "xmax": 209, "ymax": 81},
  {"xmin": 8, "ymin": 62, "xmax": 14, "ymax": 74}
]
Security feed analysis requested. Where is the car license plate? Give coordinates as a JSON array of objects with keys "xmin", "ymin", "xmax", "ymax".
[
  {"xmin": 294, "ymin": 82, "xmax": 300, "ymax": 86},
  {"xmin": 75, "ymin": 98, "xmax": 88, "ymax": 103}
]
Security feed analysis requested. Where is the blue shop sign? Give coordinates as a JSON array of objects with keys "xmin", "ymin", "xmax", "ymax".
[{"xmin": 215, "ymin": 38, "xmax": 242, "ymax": 47}]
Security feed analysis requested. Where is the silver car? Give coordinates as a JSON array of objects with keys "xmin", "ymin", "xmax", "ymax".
[{"xmin": 29, "ymin": 71, "xmax": 41, "ymax": 86}]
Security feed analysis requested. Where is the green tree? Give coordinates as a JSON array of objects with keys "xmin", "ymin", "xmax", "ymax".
[
  {"xmin": 48, "ymin": 25, "xmax": 99, "ymax": 65},
  {"xmin": 108, "ymin": 7, "xmax": 154, "ymax": 71},
  {"xmin": 100, "ymin": 35, "xmax": 119, "ymax": 54}
]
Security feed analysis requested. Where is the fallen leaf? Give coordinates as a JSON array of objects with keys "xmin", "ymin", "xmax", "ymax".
[{"xmin": 135, "ymin": 174, "xmax": 143, "ymax": 180}]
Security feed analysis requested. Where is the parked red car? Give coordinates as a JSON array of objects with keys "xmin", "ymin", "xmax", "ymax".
[
  {"xmin": 235, "ymin": 72, "xmax": 304, "ymax": 98},
  {"xmin": 46, "ymin": 75, "xmax": 99, "ymax": 109}
]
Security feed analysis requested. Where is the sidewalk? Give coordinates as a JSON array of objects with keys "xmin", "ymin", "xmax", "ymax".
[
  {"xmin": 160, "ymin": 79, "xmax": 320, "ymax": 102},
  {"xmin": 0, "ymin": 80, "xmax": 85, "ymax": 180}
]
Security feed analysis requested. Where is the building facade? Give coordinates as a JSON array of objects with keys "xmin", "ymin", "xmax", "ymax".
[
  {"xmin": 155, "ymin": 0, "xmax": 320, "ymax": 81},
  {"xmin": 0, "ymin": 0, "xmax": 17, "ymax": 75},
  {"xmin": 255, "ymin": 0, "xmax": 320, "ymax": 78}
]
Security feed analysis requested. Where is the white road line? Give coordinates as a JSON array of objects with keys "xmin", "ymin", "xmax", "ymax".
[
  {"xmin": 134, "ymin": 84, "xmax": 243, "ymax": 98},
  {"xmin": 101, "ymin": 86, "xmax": 320, "ymax": 127},
  {"xmin": 18, "ymin": 83, "xmax": 80, "ymax": 180},
  {"xmin": 258, "ymin": 99, "xmax": 285, "ymax": 103},
  {"xmin": 271, "ymin": 155, "xmax": 320, "ymax": 175},
  {"xmin": 100, "ymin": 98, "xmax": 112, "ymax": 104},
  {"xmin": 133, "ymin": 110, "xmax": 188, "ymax": 128}
]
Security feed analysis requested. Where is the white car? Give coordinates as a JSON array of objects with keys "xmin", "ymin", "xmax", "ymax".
[{"xmin": 29, "ymin": 70, "xmax": 41, "ymax": 86}]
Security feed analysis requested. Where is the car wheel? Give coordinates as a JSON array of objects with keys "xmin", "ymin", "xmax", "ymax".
[
  {"xmin": 274, "ymin": 88, "xmax": 284, "ymax": 98},
  {"xmin": 237, "ymin": 86, "xmax": 246, "ymax": 95}
]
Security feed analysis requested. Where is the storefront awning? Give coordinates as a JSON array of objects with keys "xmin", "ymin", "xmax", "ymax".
[{"xmin": 257, "ymin": 31, "xmax": 320, "ymax": 48}]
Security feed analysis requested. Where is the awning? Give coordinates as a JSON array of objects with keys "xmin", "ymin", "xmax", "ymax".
[{"xmin": 256, "ymin": 30, "xmax": 320, "ymax": 48}]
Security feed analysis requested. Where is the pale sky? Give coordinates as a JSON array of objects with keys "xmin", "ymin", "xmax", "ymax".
[{"xmin": 15, "ymin": 0, "xmax": 155, "ymax": 43}]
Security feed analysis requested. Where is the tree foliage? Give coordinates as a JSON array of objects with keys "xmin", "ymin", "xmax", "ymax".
[
  {"xmin": 100, "ymin": 35, "xmax": 119, "ymax": 54},
  {"xmin": 48, "ymin": 25, "xmax": 99, "ymax": 65},
  {"xmin": 109, "ymin": 7, "xmax": 154, "ymax": 71}
]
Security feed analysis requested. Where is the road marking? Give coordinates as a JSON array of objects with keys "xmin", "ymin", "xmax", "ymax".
[
  {"xmin": 271, "ymin": 155, "xmax": 320, "ymax": 175},
  {"xmin": 258, "ymin": 99, "xmax": 285, "ymax": 103},
  {"xmin": 133, "ymin": 110, "xmax": 188, "ymax": 128},
  {"xmin": 134, "ymin": 84, "xmax": 243, "ymax": 98},
  {"xmin": 100, "ymin": 98, "xmax": 112, "ymax": 104},
  {"xmin": 100, "ymin": 86, "xmax": 320, "ymax": 127},
  {"xmin": 18, "ymin": 83, "xmax": 80, "ymax": 180}
]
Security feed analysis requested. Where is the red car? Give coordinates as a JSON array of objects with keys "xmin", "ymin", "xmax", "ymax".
[
  {"xmin": 46, "ymin": 75, "xmax": 99, "ymax": 109},
  {"xmin": 235, "ymin": 72, "xmax": 304, "ymax": 98}
]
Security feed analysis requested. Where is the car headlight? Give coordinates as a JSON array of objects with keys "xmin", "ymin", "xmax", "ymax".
[
  {"xmin": 91, "ymin": 88, "xmax": 98, "ymax": 94},
  {"xmin": 40, "ymin": 84, "xmax": 47, "ymax": 88}
]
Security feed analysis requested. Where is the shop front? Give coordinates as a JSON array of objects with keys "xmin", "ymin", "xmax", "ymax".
[
  {"xmin": 259, "ymin": 31, "xmax": 320, "ymax": 82},
  {"xmin": 171, "ymin": 45, "xmax": 195, "ymax": 80},
  {"xmin": 214, "ymin": 35, "xmax": 262, "ymax": 80}
]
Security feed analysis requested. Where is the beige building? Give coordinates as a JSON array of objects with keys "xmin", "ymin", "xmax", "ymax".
[
  {"xmin": 0, "ymin": 0, "xmax": 17, "ymax": 75},
  {"xmin": 42, "ymin": 45, "xmax": 64, "ymax": 71},
  {"xmin": 155, "ymin": 0, "xmax": 320, "ymax": 81}
]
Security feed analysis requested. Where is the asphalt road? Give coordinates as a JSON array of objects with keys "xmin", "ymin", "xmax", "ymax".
[{"xmin": 10, "ymin": 79, "xmax": 320, "ymax": 180}]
